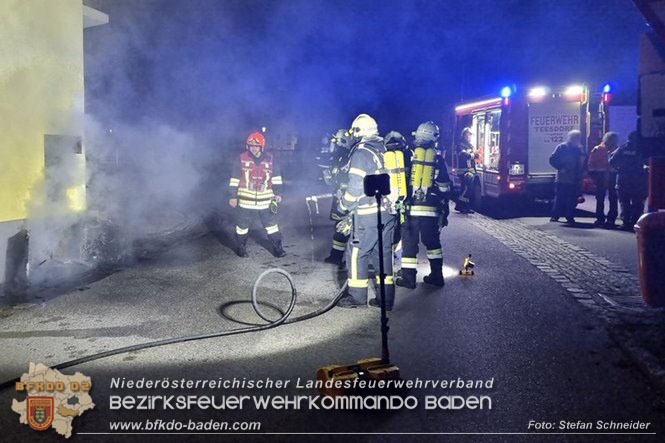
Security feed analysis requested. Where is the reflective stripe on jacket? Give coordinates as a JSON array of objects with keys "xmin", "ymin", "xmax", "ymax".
[{"xmin": 229, "ymin": 150, "xmax": 282, "ymax": 210}]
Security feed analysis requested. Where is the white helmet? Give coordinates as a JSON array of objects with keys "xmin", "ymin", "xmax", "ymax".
[
  {"xmin": 350, "ymin": 113, "xmax": 379, "ymax": 139},
  {"xmin": 413, "ymin": 121, "xmax": 440, "ymax": 143}
]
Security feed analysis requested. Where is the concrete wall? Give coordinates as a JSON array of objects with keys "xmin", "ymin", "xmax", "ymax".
[{"xmin": 0, "ymin": 0, "xmax": 85, "ymax": 286}]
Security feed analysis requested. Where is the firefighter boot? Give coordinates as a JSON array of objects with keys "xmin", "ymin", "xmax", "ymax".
[
  {"xmin": 271, "ymin": 239, "xmax": 287, "ymax": 258},
  {"xmin": 369, "ymin": 298, "xmax": 393, "ymax": 311},
  {"xmin": 423, "ymin": 259, "xmax": 445, "ymax": 287},
  {"xmin": 395, "ymin": 269, "xmax": 416, "ymax": 289},
  {"xmin": 236, "ymin": 234, "xmax": 248, "ymax": 258},
  {"xmin": 324, "ymin": 249, "xmax": 344, "ymax": 265}
]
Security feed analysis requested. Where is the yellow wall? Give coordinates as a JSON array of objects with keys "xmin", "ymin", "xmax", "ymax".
[{"xmin": 0, "ymin": 0, "xmax": 84, "ymax": 222}]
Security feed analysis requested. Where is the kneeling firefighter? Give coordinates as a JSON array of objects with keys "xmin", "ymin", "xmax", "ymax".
[
  {"xmin": 228, "ymin": 132, "xmax": 286, "ymax": 258},
  {"xmin": 336, "ymin": 114, "xmax": 400, "ymax": 310},
  {"xmin": 324, "ymin": 129, "xmax": 354, "ymax": 265},
  {"xmin": 396, "ymin": 121, "xmax": 451, "ymax": 288}
]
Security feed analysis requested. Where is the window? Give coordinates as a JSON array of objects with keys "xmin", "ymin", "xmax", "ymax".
[
  {"xmin": 471, "ymin": 109, "xmax": 501, "ymax": 172},
  {"xmin": 486, "ymin": 110, "xmax": 501, "ymax": 171}
]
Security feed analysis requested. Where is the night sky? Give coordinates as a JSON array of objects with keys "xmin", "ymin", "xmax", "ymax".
[{"xmin": 84, "ymin": 0, "xmax": 649, "ymax": 138}]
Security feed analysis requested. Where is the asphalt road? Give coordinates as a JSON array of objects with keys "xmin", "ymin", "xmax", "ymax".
[
  {"xmin": 501, "ymin": 194, "xmax": 640, "ymax": 274},
  {"xmin": 1, "ymin": 193, "xmax": 663, "ymax": 442}
]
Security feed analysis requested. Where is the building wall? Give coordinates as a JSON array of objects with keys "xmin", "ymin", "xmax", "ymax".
[{"xmin": 0, "ymin": 0, "xmax": 84, "ymax": 285}]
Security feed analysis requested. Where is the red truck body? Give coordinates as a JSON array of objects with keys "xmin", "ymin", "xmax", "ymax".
[{"xmin": 448, "ymin": 85, "xmax": 632, "ymax": 206}]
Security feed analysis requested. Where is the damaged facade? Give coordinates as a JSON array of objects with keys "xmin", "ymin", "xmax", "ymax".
[{"xmin": 0, "ymin": 1, "xmax": 108, "ymax": 295}]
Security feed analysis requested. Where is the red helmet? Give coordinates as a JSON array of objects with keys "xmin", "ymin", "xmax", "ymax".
[{"xmin": 246, "ymin": 132, "xmax": 266, "ymax": 150}]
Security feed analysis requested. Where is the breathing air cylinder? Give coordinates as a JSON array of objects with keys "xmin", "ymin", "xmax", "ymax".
[
  {"xmin": 421, "ymin": 148, "xmax": 435, "ymax": 188},
  {"xmin": 384, "ymin": 150, "xmax": 407, "ymax": 203},
  {"xmin": 410, "ymin": 147, "xmax": 425, "ymax": 190},
  {"xmin": 410, "ymin": 147, "xmax": 436, "ymax": 201}
]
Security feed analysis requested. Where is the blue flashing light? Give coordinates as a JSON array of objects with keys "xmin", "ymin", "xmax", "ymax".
[
  {"xmin": 603, "ymin": 83, "xmax": 611, "ymax": 93},
  {"xmin": 500, "ymin": 86, "xmax": 512, "ymax": 98}
]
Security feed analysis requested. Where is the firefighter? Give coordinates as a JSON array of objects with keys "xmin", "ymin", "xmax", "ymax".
[
  {"xmin": 549, "ymin": 130, "xmax": 586, "ymax": 224},
  {"xmin": 324, "ymin": 129, "xmax": 354, "ymax": 265},
  {"xmin": 609, "ymin": 131, "xmax": 648, "ymax": 231},
  {"xmin": 587, "ymin": 131, "xmax": 619, "ymax": 227},
  {"xmin": 336, "ymin": 114, "xmax": 398, "ymax": 310},
  {"xmin": 395, "ymin": 121, "xmax": 451, "ymax": 289},
  {"xmin": 455, "ymin": 127, "xmax": 477, "ymax": 214},
  {"xmin": 228, "ymin": 131, "xmax": 286, "ymax": 258}
]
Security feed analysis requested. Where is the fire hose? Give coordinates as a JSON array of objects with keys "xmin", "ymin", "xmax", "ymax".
[{"xmin": 0, "ymin": 268, "xmax": 347, "ymax": 389}]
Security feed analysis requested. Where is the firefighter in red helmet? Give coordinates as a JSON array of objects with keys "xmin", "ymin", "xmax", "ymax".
[{"xmin": 229, "ymin": 132, "xmax": 286, "ymax": 257}]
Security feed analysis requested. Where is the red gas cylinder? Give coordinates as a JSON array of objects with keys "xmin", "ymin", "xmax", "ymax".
[{"xmin": 635, "ymin": 211, "xmax": 665, "ymax": 307}]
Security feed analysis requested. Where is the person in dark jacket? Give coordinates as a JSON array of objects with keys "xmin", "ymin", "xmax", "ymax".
[
  {"xmin": 609, "ymin": 131, "xmax": 648, "ymax": 231},
  {"xmin": 549, "ymin": 130, "xmax": 586, "ymax": 224}
]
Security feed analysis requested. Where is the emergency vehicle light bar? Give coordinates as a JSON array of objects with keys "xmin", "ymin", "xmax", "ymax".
[
  {"xmin": 528, "ymin": 86, "xmax": 549, "ymax": 99},
  {"xmin": 564, "ymin": 84, "xmax": 584, "ymax": 97},
  {"xmin": 454, "ymin": 97, "xmax": 502, "ymax": 113}
]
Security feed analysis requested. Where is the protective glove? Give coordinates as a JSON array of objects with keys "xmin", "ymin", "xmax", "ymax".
[
  {"xmin": 438, "ymin": 213, "xmax": 448, "ymax": 228},
  {"xmin": 336, "ymin": 215, "xmax": 353, "ymax": 236},
  {"xmin": 439, "ymin": 200, "xmax": 450, "ymax": 228},
  {"xmin": 269, "ymin": 197, "xmax": 279, "ymax": 214}
]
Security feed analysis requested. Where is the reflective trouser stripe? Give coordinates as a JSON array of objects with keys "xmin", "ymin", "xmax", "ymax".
[
  {"xmin": 332, "ymin": 240, "xmax": 347, "ymax": 251},
  {"xmin": 236, "ymin": 226, "xmax": 249, "ymax": 235},
  {"xmin": 402, "ymin": 257, "xmax": 418, "ymax": 269},
  {"xmin": 348, "ymin": 246, "xmax": 368, "ymax": 288},
  {"xmin": 348, "ymin": 278, "xmax": 369, "ymax": 288},
  {"xmin": 427, "ymin": 248, "xmax": 443, "ymax": 259},
  {"xmin": 375, "ymin": 275, "xmax": 394, "ymax": 285},
  {"xmin": 409, "ymin": 205, "xmax": 438, "ymax": 217},
  {"xmin": 351, "ymin": 247, "xmax": 359, "ymax": 280},
  {"xmin": 410, "ymin": 210, "xmax": 438, "ymax": 217},
  {"xmin": 265, "ymin": 224, "xmax": 279, "ymax": 235}
]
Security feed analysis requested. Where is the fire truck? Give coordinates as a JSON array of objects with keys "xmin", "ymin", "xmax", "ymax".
[{"xmin": 449, "ymin": 84, "xmax": 633, "ymax": 209}]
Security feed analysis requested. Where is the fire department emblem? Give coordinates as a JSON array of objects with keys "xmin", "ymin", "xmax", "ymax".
[{"xmin": 27, "ymin": 396, "xmax": 54, "ymax": 431}]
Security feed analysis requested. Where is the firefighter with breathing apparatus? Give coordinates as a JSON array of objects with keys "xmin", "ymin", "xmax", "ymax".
[
  {"xmin": 336, "ymin": 114, "xmax": 404, "ymax": 310},
  {"xmin": 383, "ymin": 131, "xmax": 411, "ymax": 260},
  {"xmin": 323, "ymin": 129, "xmax": 354, "ymax": 265},
  {"xmin": 455, "ymin": 127, "xmax": 478, "ymax": 214},
  {"xmin": 395, "ymin": 121, "xmax": 451, "ymax": 289},
  {"xmin": 229, "ymin": 131, "xmax": 286, "ymax": 258}
]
